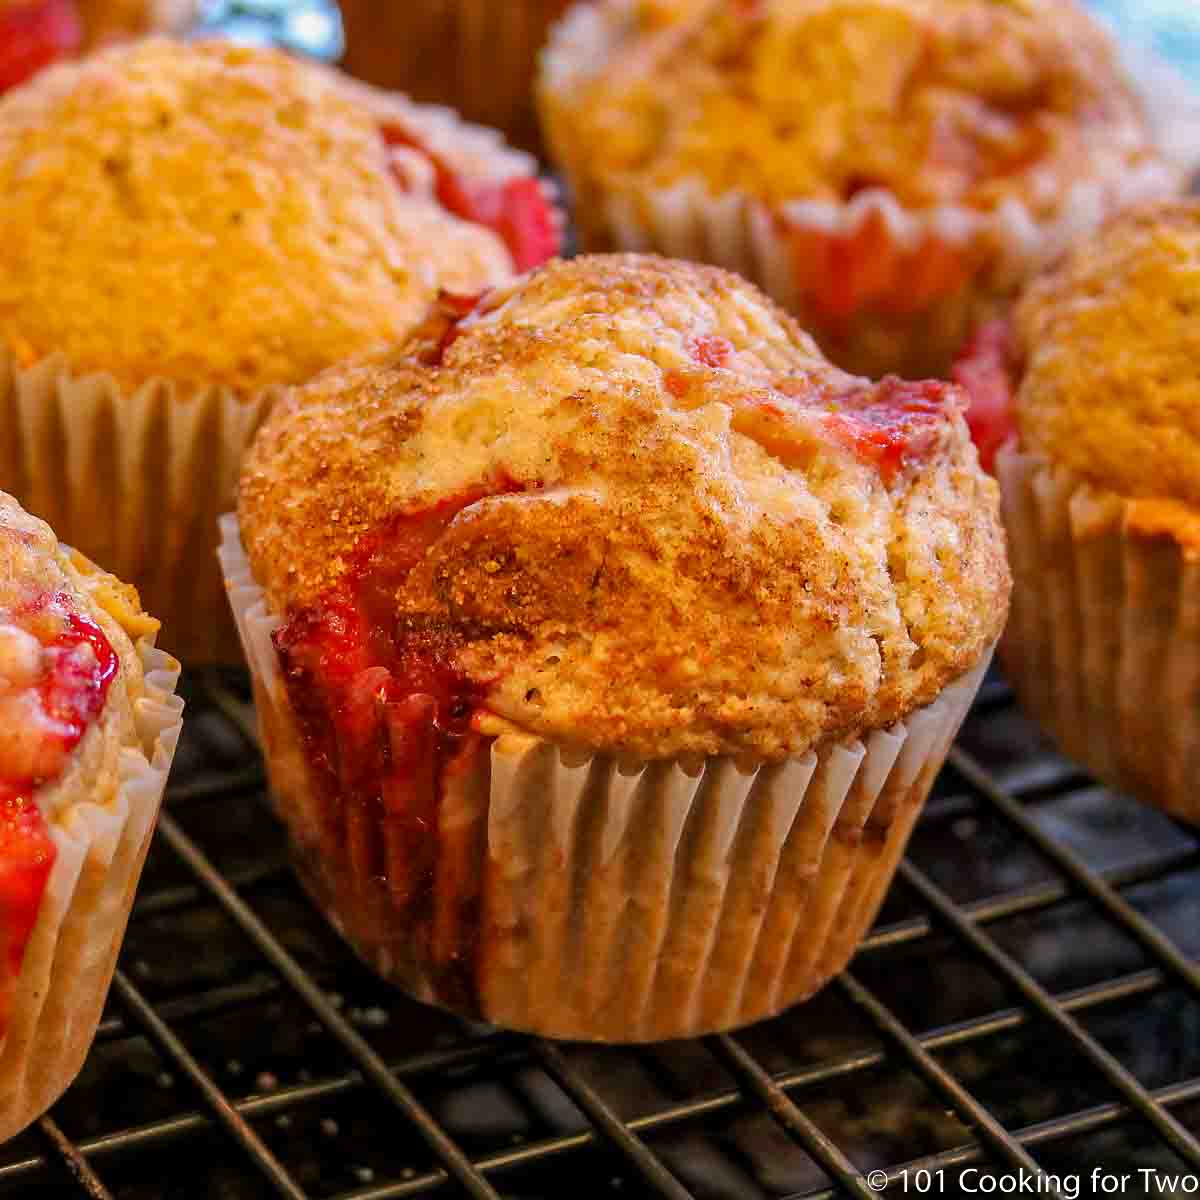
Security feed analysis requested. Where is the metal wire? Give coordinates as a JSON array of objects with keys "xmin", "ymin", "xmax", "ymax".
[
  {"xmin": 155, "ymin": 811, "xmax": 505, "ymax": 1200},
  {"xmin": 2, "ymin": 675, "xmax": 1197, "ymax": 1200},
  {"xmin": 34, "ymin": 1117, "xmax": 112, "ymax": 1200},
  {"xmin": 109, "ymin": 971, "xmax": 309, "ymax": 1200}
]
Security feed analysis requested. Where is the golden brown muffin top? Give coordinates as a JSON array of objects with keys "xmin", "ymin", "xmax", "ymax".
[
  {"xmin": 241, "ymin": 255, "xmax": 1008, "ymax": 761},
  {"xmin": 1013, "ymin": 201, "xmax": 1200, "ymax": 507},
  {"xmin": 541, "ymin": 0, "xmax": 1162, "ymax": 213},
  {"xmin": 0, "ymin": 38, "xmax": 517, "ymax": 396}
]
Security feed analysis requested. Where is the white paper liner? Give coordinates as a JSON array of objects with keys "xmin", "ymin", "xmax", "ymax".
[
  {"xmin": 997, "ymin": 442, "xmax": 1200, "ymax": 825},
  {"xmin": 0, "ymin": 640, "xmax": 184, "ymax": 1142},
  {"xmin": 0, "ymin": 349, "xmax": 280, "ymax": 666},
  {"xmin": 221, "ymin": 515, "xmax": 990, "ymax": 1041},
  {"xmin": 541, "ymin": 3, "xmax": 1183, "ymax": 378}
]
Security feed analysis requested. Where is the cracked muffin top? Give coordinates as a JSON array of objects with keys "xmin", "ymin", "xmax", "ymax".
[
  {"xmin": 1010, "ymin": 201, "xmax": 1200, "ymax": 509},
  {"xmin": 540, "ymin": 0, "xmax": 1164, "ymax": 214},
  {"xmin": 240, "ymin": 254, "xmax": 1009, "ymax": 761},
  {"xmin": 0, "ymin": 37, "xmax": 549, "ymax": 396}
]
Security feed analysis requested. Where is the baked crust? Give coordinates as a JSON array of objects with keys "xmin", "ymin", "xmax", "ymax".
[
  {"xmin": 0, "ymin": 38, "xmax": 517, "ymax": 396},
  {"xmin": 540, "ymin": 0, "xmax": 1162, "ymax": 214},
  {"xmin": 1012, "ymin": 201, "xmax": 1200, "ymax": 508},
  {"xmin": 241, "ymin": 254, "xmax": 1009, "ymax": 760}
]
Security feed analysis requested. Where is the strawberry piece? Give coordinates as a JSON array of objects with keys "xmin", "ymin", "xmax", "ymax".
[
  {"xmin": 689, "ymin": 334, "xmax": 734, "ymax": 369},
  {"xmin": 664, "ymin": 370, "xmax": 689, "ymax": 399},
  {"xmin": 40, "ymin": 611, "xmax": 120, "ymax": 736},
  {"xmin": 0, "ymin": 600, "xmax": 119, "ymax": 1030},
  {"xmin": 436, "ymin": 172, "xmax": 560, "ymax": 274},
  {"xmin": 416, "ymin": 290, "xmax": 486, "ymax": 367},
  {"xmin": 0, "ymin": 789, "xmax": 54, "ymax": 1026},
  {"xmin": 953, "ymin": 319, "xmax": 1016, "ymax": 473},
  {"xmin": 823, "ymin": 377, "xmax": 959, "ymax": 483},
  {"xmin": 273, "ymin": 484, "xmax": 526, "ymax": 986},
  {"xmin": 380, "ymin": 122, "xmax": 560, "ymax": 272},
  {"xmin": 0, "ymin": 0, "xmax": 81, "ymax": 95}
]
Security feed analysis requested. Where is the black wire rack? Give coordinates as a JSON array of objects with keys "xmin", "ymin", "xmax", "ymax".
[{"xmin": 3, "ymin": 667, "xmax": 1200, "ymax": 1200}]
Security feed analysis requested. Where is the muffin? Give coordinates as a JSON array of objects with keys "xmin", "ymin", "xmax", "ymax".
[
  {"xmin": 0, "ymin": 38, "xmax": 561, "ymax": 663},
  {"xmin": 339, "ymin": 0, "xmax": 573, "ymax": 151},
  {"xmin": 955, "ymin": 201, "xmax": 1200, "ymax": 826},
  {"xmin": 222, "ymin": 254, "xmax": 1008, "ymax": 1041},
  {"xmin": 539, "ymin": 0, "xmax": 1184, "ymax": 379},
  {"xmin": 0, "ymin": 490, "xmax": 182, "ymax": 1142}
]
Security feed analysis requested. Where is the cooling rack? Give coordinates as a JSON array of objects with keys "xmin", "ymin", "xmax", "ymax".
[{"xmin": 2, "ymin": 669, "xmax": 1199, "ymax": 1200}]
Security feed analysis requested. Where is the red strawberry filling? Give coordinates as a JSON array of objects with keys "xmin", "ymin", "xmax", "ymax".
[
  {"xmin": 273, "ymin": 484, "xmax": 522, "ymax": 1004},
  {"xmin": 380, "ymin": 122, "xmax": 561, "ymax": 273},
  {"xmin": 785, "ymin": 209, "xmax": 975, "ymax": 334},
  {"xmin": 689, "ymin": 334, "xmax": 734, "ymax": 369},
  {"xmin": 0, "ymin": 0, "xmax": 81, "ymax": 95},
  {"xmin": 0, "ymin": 599, "xmax": 119, "ymax": 1032},
  {"xmin": 822, "ymin": 377, "xmax": 960, "ymax": 483},
  {"xmin": 952, "ymin": 319, "xmax": 1017, "ymax": 473},
  {"xmin": 412, "ymin": 289, "xmax": 489, "ymax": 367}
]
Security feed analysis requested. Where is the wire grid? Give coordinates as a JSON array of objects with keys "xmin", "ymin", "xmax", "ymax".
[{"xmin": 2, "ymin": 669, "xmax": 1199, "ymax": 1200}]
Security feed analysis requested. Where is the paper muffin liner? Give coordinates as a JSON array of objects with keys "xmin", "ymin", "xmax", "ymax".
[
  {"xmin": 0, "ymin": 348, "xmax": 279, "ymax": 665},
  {"xmin": 997, "ymin": 443, "xmax": 1200, "ymax": 826},
  {"xmin": 221, "ymin": 516, "xmax": 989, "ymax": 1041},
  {"xmin": 0, "ymin": 640, "xmax": 184, "ymax": 1142},
  {"xmin": 551, "ymin": 164, "xmax": 1177, "ymax": 380},
  {"xmin": 540, "ymin": 4, "xmax": 1183, "ymax": 379},
  {"xmin": 339, "ymin": 0, "xmax": 570, "ymax": 151}
]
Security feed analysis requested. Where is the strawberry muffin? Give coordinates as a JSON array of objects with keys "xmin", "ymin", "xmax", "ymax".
[
  {"xmin": 0, "ymin": 37, "xmax": 560, "ymax": 663},
  {"xmin": 540, "ymin": 0, "xmax": 1183, "ymax": 379},
  {"xmin": 223, "ymin": 255, "xmax": 1008, "ymax": 1041},
  {"xmin": 956, "ymin": 201, "xmax": 1200, "ymax": 825},
  {"xmin": 0, "ymin": 490, "xmax": 182, "ymax": 1142}
]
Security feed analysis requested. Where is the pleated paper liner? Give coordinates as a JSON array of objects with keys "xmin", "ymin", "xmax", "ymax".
[
  {"xmin": 339, "ymin": 0, "xmax": 570, "ymax": 152},
  {"xmin": 0, "ymin": 641, "xmax": 184, "ymax": 1142},
  {"xmin": 998, "ymin": 443, "xmax": 1200, "ymax": 827},
  {"xmin": 0, "ymin": 348, "xmax": 279, "ymax": 665},
  {"xmin": 222, "ymin": 515, "xmax": 990, "ymax": 1042},
  {"xmin": 540, "ymin": 5, "xmax": 1183, "ymax": 379}
]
